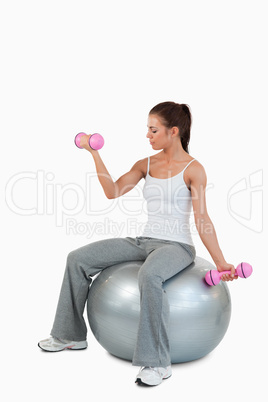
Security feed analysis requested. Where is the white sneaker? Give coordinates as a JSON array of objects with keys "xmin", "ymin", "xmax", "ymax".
[
  {"xmin": 38, "ymin": 336, "xmax": 88, "ymax": 352},
  {"xmin": 135, "ymin": 366, "xmax": 172, "ymax": 386}
]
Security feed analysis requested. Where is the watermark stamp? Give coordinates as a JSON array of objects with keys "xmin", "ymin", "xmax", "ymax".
[
  {"xmin": 227, "ymin": 169, "xmax": 263, "ymax": 233},
  {"xmin": 5, "ymin": 169, "xmax": 264, "ymax": 237}
]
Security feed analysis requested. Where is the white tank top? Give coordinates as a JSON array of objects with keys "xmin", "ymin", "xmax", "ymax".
[{"xmin": 141, "ymin": 157, "xmax": 196, "ymax": 246}]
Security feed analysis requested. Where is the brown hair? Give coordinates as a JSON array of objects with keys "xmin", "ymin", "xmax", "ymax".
[{"xmin": 149, "ymin": 101, "xmax": 192, "ymax": 153}]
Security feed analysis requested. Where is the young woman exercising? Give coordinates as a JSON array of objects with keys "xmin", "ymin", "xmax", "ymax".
[{"xmin": 38, "ymin": 101, "xmax": 236, "ymax": 386}]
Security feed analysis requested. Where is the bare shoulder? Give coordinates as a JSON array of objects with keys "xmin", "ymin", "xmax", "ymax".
[
  {"xmin": 190, "ymin": 159, "xmax": 206, "ymax": 177},
  {"xmin": 130, "ymin": 157, "xmax": 148, "ymax": 178},
  {"xmin": 185, "ymin": 159, "xmax": 207, "ymax": 187}
]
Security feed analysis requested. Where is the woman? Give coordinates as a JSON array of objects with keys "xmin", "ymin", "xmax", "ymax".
[{"xmin": 38, "ymin": 102, "xmax": 236, "ymax": 386}]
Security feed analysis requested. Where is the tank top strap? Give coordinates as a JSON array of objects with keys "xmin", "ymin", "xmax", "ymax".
[
  {"xmin": 182, "ymin": 158, "xmax": 196, "ymax": 173},
  {"xmin": 146, "ymin": 157, "xmax": 150, "ymax": 176}
]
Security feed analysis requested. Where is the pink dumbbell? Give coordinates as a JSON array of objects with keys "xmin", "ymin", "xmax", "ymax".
[
  {"xmin": 205, "ymin": 262, "xmax": 253, "ymax": 286},
  {"xmin": 74, "ymin": 132, "xmax": 104, "ymax": 150}
]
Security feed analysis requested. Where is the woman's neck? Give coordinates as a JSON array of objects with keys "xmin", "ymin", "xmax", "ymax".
[{"xmin": 162, "ymin": 141, "xmax": 187, "ymax": 162}]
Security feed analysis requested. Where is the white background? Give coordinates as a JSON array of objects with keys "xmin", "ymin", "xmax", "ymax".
[{"xmin": 1, "ymin": 0, "xmax": 267, "ymax": 400}]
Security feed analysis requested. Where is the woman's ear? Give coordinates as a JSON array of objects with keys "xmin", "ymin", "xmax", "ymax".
[{"xmin": 171, "ymin": 126, "xmax": 179, "ymax": 137}]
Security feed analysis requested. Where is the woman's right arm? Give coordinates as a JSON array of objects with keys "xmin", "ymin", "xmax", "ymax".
[{"xmin": 80, "ymin": 134, "xmax": 146, "ymax": 199}]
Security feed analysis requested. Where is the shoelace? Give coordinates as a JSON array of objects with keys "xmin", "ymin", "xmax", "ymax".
[
  {"xmin": 54, "ymin": 337, "xmax": 70, "ymax": 344},
  {"xmin": 140, "ymin": 367, "xmax": 161, "ymax": 374},
  {"xmin": 54, "ymin": 337, "xmax": 64, "ymax": 344}
]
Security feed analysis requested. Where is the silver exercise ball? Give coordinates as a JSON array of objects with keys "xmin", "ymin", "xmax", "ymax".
[{"xmin": 87, "ymin": 256, "xmax": 231, "ymax": 363}]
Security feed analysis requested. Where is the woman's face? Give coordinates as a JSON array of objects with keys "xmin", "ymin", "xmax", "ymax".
[{"xmin": 147, "ymin": 114, "xmax": 173, "ymax": 150}]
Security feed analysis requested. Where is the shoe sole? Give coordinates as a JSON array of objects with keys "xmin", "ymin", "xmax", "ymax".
[
  {"xmin": 135, "ymin": 374, "xmax": 172, "ymax": 386},
  {"xmin": 38, "ymin": 343, "xmax": 88, "ymax": 352}
]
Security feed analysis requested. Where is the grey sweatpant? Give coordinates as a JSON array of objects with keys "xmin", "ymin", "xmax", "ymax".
[{"xmin": 51, "ymin": 236, "xmax": 196, "ymax": 367}]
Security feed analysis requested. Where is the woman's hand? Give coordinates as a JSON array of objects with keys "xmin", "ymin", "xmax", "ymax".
[
  {"xmin": 79, "ymin": 134, "xmax": 95, "ymax": 153},
  {"xmin": 217, "ymin": 262, "xmax": 238, "ymax": 282}
]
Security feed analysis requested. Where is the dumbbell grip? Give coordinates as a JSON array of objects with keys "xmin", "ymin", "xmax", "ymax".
[
  {"xmin": 75, "ymin": 132, "xmax": 104, "ymax": 150},
  {"xmin": 218, "ymin": 269, "xmax": 237, "ymax": 278},
  {"xmin": 205, "ymin": 262, "xmax": 252, "ymax": 286}
]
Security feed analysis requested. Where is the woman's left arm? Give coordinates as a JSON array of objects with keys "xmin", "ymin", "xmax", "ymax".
[{"xmin": 189, "ymin": 163, "xmax": 237, "ymax": 281}]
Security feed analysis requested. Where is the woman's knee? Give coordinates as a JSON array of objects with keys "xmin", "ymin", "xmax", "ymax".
[
  {"xmin": 138, "ymin": 266, "xmax": 163, "ymax": 290},
  {"xmin": 66, "ymin": 249, "xmax": 81, "ymax": 268}
]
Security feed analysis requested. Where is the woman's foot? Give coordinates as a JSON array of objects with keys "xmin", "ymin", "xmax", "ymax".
[
  {"xmin": 38, "ymin": 336, "xmax": 88, "ymax": 352},
  {"xmin": 135, "ymin": 366, "xmax": 172, "ymax": 386}
]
